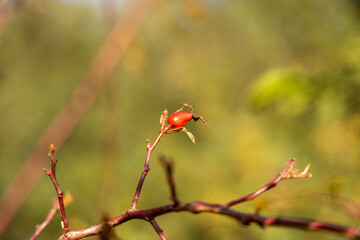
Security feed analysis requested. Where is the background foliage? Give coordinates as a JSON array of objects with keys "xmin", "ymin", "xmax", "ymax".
[{"xmin": 1, "ymin": 0, "xmax": 360, "ymax": 239}]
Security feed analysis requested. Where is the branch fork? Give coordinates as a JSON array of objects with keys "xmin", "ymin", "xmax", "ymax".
[{"xmin": 32, "ymin": 104, "xmax": 360, "ymax": 240}]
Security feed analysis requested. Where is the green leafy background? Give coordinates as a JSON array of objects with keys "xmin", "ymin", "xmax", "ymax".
[{"xmin": 1, "ymin": 0, "xmax": 360, "ymax": 239}]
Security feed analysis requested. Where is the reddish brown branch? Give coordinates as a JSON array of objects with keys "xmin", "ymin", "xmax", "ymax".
[
  {"xmin": 33, "ymin": 106, "xmax": 355, "ymax": 240},
  {"xmin": 29, "ymin": 193, "xmax": 73, "ymax": 240},
  {"xmin": 59, "ymin": 200, "xmax": 360, "ymax": 240},
  {"xmin": 159, "ymin": 156, "xmax": 179, "ymax": 205},
  {"xmin": 44, "ymin": 145, "xmax": 70, "ymax": 236},
  {"xmin": 57, "ymin": 155, "xmax": 358, "ymax": 240},
  {"xmin": 224, "ymin": 159, "xmax": 312, "ymax": 208},
  {"xmin": 29, "ymin": 199, "xmax": 58, "ymax": 240},
  {"xmin": 131, "ymin": 127, "xmax": 169, "ymax": 210},
  {"xmin": 149, "ymin": 219, "xmax": 167, "ymax": 240}
]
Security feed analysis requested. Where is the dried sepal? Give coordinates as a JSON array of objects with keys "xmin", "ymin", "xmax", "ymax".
[
  {"xmin": 160, "ymin": 109, "xmax": 168, "ymax": 132},
  {"xmin": 165, "ymin": 128, "xmax": 183, "ymax": 134},
  {"xmin": 175, "ymin": 102, "xmax": 193, "ymax": 113},
  {"xmin": 294, "ymin": 163, "xmax": 312, "ymax": 178},
  {"xmin": 196, "ymin": 115, "xmax": 210, "ymax": 128},
  {"xmin": 282, "ymin": 159, "xmax": 312, "ymax": 180},
  {"xmin": 165, "ymin": 127, "xmax": 196, "ymax": 144},
  {"xmin": 181, "ymin": 128, "xmax": 196, "ymax": 144}
]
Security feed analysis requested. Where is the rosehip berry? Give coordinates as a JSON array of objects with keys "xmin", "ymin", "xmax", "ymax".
[{"xmin": 167, "ymin": 112, "xmax": 193, "ymax": 129}]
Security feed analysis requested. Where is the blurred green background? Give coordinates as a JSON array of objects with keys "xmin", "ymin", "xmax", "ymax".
[{"xmin": 1, "ymin": 0, "xmax": 360, "ymax": 239}]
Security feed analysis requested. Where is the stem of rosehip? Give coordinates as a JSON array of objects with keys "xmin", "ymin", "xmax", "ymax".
[{"xmin": 131, "ymin": 127, "xmax": 169, "ymax": 210}]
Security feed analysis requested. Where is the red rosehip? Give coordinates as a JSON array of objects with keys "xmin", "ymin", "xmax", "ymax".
[{"xmin": 167, "ymin": 111, "xmax": 193, "ymax": 129}]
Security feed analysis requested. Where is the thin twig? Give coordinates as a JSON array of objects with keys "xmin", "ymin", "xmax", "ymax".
[
  {"xmin": 44, "ymin": 144, "xmax": 70, "ymax": 236},
  {"xmin": 131, "ymin": 127, "xmax": 169, "ymax": 210},
  {"xmin": 29, "ymin": 193, "xmax": 73, "ymax": 240},
  {"xmin": 57, "ymin": 157, "xmax": 357, "ymax": 240},
  {"xmin": 223, "ymin": 159, "xmax": 312, "ymax": 208},
  {"xmin": 29, "ymin": 199, "xmax": 58, "ymax": 240},
  {"xmin": 149, "ymin": 219, "xmax": 167, "ymax": 240},
  {"xmin": 43, "ymin": 106, "xmax": 356, "ymax": 240},
  {"xmin": 159, "ymin": 156, "xmax": 179, "ymax": 205}
]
